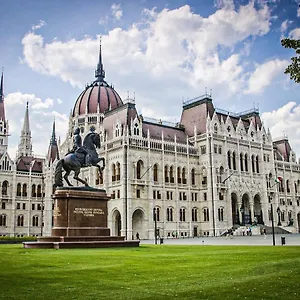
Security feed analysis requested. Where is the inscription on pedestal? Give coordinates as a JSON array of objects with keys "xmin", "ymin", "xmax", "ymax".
[{"xmin": 74, "ymin": 207, "xmax": 105, "ymax": 217}]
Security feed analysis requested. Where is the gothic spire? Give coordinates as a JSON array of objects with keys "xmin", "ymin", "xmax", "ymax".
[
  {"xmin": 18, "ymin": 102, "xmax": 33, "ymax": 157},
  {"xmin": 50, "ymin": 119, "xmax": 57, "ymax": 146},
  {"xmin": 0, "ymin": 69, "xmax": 5, "ymax": 121},
  {"xmin": 95, "ymin": 37, "xmax": 106, "ymax": 82},
  {"xmin": 47, "ymin": 118, "xmax": 59, "ymax": 164}
]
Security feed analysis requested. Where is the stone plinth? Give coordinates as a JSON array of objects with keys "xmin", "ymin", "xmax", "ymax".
[
  {"xmin": 23, "ymin": 187, "xmax": 140, "ymax": 249},
  {"xmin": 52, "ymin": 187, "xmax": 110, "ymax": 237}
]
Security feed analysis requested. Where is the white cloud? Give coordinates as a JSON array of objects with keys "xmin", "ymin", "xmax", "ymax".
[
  {"xmin": 111, "ymin": 3, "xmax": 123, "ymax": 20},
  {"xmin": 280, "ymin": 20, "xmax": 292, "ymax": 33},
  {"xmin": 297, "ymin": 6, "xmax": 300, "ymax": 18},
  {"xmin": 21, "ymin": 3, "xmax": 274, "ymax": 120},
  {"xmin": 31, "ymin": 20, "xmax": 46, "ymax": 31},
  {"xmin": 5, "ymin": 92, "xmax": 68, "ymax": 158},
  {"xmin": 245, "ymin": 59, "xmax": 288, "ymax": 94},
  {"xmin": 289, "ymin": 27, "xmax": 300, "ymax": 39},
  {"xmin": 57, "ymin": 98, "xmax": 62, "ymax": 104},
  {"xmin": 262, "ymin": 102, "xmax": 300, "ymax": 154}
]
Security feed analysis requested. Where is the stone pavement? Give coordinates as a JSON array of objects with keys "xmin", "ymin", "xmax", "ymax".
[{"xmin": 140, "ymin": 234, "xmax": 300, "ymax": 246}]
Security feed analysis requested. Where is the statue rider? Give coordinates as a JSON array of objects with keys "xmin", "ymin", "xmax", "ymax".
[{"xmin": 70, "ymin": 128, "xmax": 88, "ymax": 163}]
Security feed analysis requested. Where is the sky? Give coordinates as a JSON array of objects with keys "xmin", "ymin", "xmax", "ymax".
[{"xmin": 0, "ymin": 0, "xmax": 300, "ymax": 159}]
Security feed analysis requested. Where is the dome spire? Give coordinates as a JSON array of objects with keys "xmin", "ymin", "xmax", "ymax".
[
  {"xmin": 0, "ymin": 68, "xmax": 6, "ymax": 121},
  {"xmin": 95, "ymin": 36, "xmax": 105, "ymax": 82}
]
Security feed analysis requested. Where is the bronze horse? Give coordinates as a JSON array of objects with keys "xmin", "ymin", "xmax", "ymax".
[{"xmin": 54, "ymin": 131, "xmax": 105, "ymax": 187}]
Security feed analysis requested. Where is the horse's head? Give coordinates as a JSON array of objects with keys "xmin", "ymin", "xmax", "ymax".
[{"xmin": 83, "ymin": 132, "xmax": 101, "ymax": 150}]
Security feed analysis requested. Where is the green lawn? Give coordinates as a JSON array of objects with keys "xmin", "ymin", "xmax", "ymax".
[{"xmin": 0, "ymin": 244, "xmax": 299, "ymax": 300}]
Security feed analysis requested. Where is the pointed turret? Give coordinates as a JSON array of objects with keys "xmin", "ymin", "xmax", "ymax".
[
  {"xmin": 17, "ymin": 102, "xmax": 33, "ymax": 157},
  {"xmin": 0, "ymin": 70, "xmax": 9, "ymax": 154},
  {"xmin": 0, "ymin": 70, "xmax": 6, "ymax": 121},
  {"xmin": 47, "ymin": 119, "xmax": 59, "ymax": 165},
  {"xmin": 95, "ymin": 37, "xmax": 105, "ymax": 82}
]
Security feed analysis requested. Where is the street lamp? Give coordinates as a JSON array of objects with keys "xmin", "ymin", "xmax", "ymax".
[
  {"xmin": 153, "ymin": 207, "xmax": 158, "ymax": 245},
  {"xmin": 240, "ymin": 205, "xmax": 244, "ymax": 226},
  {"xmin": 277, "ymin": 207, "xmax": 281, "ymax": 226},
  {"xmin": 270, "ymin": 202, "xmax": 275, "ymax": 246}
]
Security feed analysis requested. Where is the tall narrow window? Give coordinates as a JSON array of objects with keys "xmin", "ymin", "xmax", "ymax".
[
  {"xmin": 153, "ymin": 164, "xmax": 158, "ymax": 182},
  {"xmin": 136, "ymin": 160, "xmax": 143, "ymax": 179},
  {"xmin": 245, "ymin": 154, "xmax": 248, "ymax": 172},
  {"xmin": 177, "ymin": 167, "xmax": 181, "ymax": 184},
  {"xmin": 2, "ymin": 181, "xmax": 8, "ymax": 196},
  {"xmin": 256, "ymin": 155, "xmax": 259, "ymax": 173},
  {"xmin": 191, "ymin": 169, "xmax": 195, "ymax": 185},
  {"xmin": 227, "ymin": 151, "xmax": 231, "ymax": 169},
  {"xmin": 251, "ymin": 155, "xmax": 255, "ymax": 173},
  {"xmin": 240, "ymin": 153, "xmax": 243, "ymax": 171},
  {"xmin": 232, "ymin": 152, "xmax": 236, "ymax": 170}
]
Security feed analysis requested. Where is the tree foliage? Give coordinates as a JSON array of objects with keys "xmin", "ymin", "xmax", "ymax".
[{"xmin": 281, "ymin": 38, "xmax": 300, "ymax": 83}]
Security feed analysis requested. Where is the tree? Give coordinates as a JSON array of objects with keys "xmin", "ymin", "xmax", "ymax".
[{"xmin": 281, "ymin": 38, "xmax": 300, "ymax": 83}]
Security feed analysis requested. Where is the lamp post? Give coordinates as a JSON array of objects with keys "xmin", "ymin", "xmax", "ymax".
[
  {"xmin": 270, "ymin": 203, "xmax": 275, "ymax": 246},
  {"xmin": 154, "ymin": 208, "xmax": 158, "ymax": 244},
  {"xmin": 240, "ymin": 205, "xmax": 244, "ymax": 226},
  {"xmin": 277, "ymin": 207, "xmax": 281, "ymax": 226}
]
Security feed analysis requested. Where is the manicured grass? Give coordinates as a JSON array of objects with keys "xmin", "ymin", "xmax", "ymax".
[{"xmin": 0, "ymin": 245, "xmax": 299, "ymax": 300}]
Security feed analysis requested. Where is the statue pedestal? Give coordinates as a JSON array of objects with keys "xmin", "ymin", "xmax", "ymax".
[{"xmin": 23, "ymin": 187, "xmax": 139, "ymax": 249}]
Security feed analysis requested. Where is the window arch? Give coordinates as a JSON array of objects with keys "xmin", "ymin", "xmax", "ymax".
[
  {"xmin": 112, "ymin": 163, "xmax": 116, "ymax": 181},
  {"xmin": 251, "ymin": 155, "xmax": 255, "ymax": 173},
  {"xmin": 192, "ymin": 208, "xmax": 198, "ymax": 222},
  {"xmin": 153, "ymin": 207, "xmax": 160, "ymax": 222},
  {"xmin": 2, "ymin": 181, "xmax": 8, "ymax": 195},
  {"xmin": 32, "ymin": 215, "xmax": 39, "ymax": 227},
  {"xmin": 167, "ymin": 207, "xmax": 173, "ymax": 221},
  {"xmin": 286, "ymin": 180, "xmax": 290, "ymax": 193},
  {"xmin": 116, "ymin": 162, "xmax": 121, "ymax": 181},
  {"xmin": 213, "ymin": 123, "xmax": 218, "ymax": 134},
  {"xmin": 179, "ymin": 208, "xmax": 186, "ymax": 222},
  {"xmin": 169, "ymin": 166, "xmax": 174, "ymax": 183},
  {"xmin": 244, "ymin": 154, "xmax": 248, "ymax": 172},
  {"xmin": 164, "ymin": 165, "xmax": 169, "ymax": 183},
  {"xmin": 227, "ymin": 151, "xmax": 231, "ymax": 169},
  {"xmin": 240, "ymin": 153, "xmax": 244, "ymax": 171},
  {"xmin": 136, "ymin": 160, "xmax": 143, "ymax": 179},
  {"xmin": 177, "ymin": 167, "xmax": 181, "ymax": 184},
  {"xmin": 232, "ymin": 152, "xmax": 236, "ymax": 170},
  {"xmin": 153, "ymin": 164, "xmax": 158, "ymax": 182},
  {"xmin": 203, "ymin": 208, "xmax": 209, "ymax": 222},
  {"xmin": 0, "ymin": 214, "xmax": 6, "ymax": 226},
  {"xmin": 32, "ymin": 184, "xmax": 36, "ymax": 197},
  {"xmin": 218, "ymin": 207, "xmax": 224, "ymax": 221},
  {"xmin": 17, "ymin": 215, "xmax": 24, "ymax": 226},
  {"xmin": 17, "ymin": 183, "xmax": 21, "ymax": 197},
  {"xmin": 22, "ymin": 184, "xmax": 27, "ymax": 197},
  {"xmin": 256, "ymin": 155, "xmax": 259, "ymax": 173},
  {"xmin": 37, "ymin": 185, "xmax": 42, "ymax": 197},
  {"xmin": 182, "ymin": 168, "xmax": 186, "ymax": 184},
  {"xmin": 133, "ymin": 123, "xmax": 139, "ymax": 135},
  {"xmin": 191, "ymin": 168, "xmax": 195, "ymax": 185}
]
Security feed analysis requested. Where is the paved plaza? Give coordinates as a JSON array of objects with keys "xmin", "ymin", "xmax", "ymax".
[{"xmin": 141, "ymin": 234, "xmax": 300, "ymax": 246}]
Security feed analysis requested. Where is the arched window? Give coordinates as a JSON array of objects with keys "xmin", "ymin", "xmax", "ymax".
[
  {"xmin": 245, "ymin": 154, "xmax": 248, "ymax": 172},
  {"xmin": 37, "ymin": 185, "xmax": 42, "ymax": 197},
  {"xmin": 294, "ymin": 182, "xmax": 297, "ymax": 194},
  {"xmin": 22, "ymin": 184, "xmax": 27, "ymax": 197},
  {"xmin": 179, "ymin": 208, "xmax": 186, "ymax": 221},
  {"xmin": 153, "ymin": 207, "xmax": 160, "ymax": 221},
  {"xmin": 153, "ymin": 164, "xmax": 158, "ymax": 182},
  {"xmin": 192, "ymin": 208, "xmax": 198, "ymax": 222},
  {"xmin": 218, "ymin": 207, "xmax": 224, "ymax": 221},
  {"xmin": 169, "ymin": 166, "xmax": 174, "ymax": 183},
  {"xmin": 0, "ymin": 214, "xmax": 6, "ymax": 226},
  {"xmin": 227, "ymin": 151, "xmax": 231, "ymax": 169},
  {"xmin": 116, "ymin": 163, "xmax": 121, "ymax": 181},
  {"xmin": 286, "ymin": 180, "xmax": 290, "ymax": 193},
  {"xmin": 17, "ymin": 183, "xmax": 21, "ymax": 196},
  {"xmin": 191, "ymin": 169, "xmax": 195, "ymax": 185},
  {"xmin": 182, "ymin": 168, "xmax": 186, "ymax": 184},
  {"xmin": 32, "ymin": 215, "xmax": 39, "ymax": 227},
  {"xmin": 112, "ymin": 163, "xmax": 116, "ymax": 181},
  {"xmin": 213, "ymin": 123, "xmax": 218, "ymax": 134},
  {"xmin": 17, "ymin": 215, "xmax": 24, "ymax": 226},
  {"xmin": 177, "ymin": 167, "xmax": 181, "ymax": 184},
  {"xmin": 2, "ymin": 181, "xmax": 8, "ymax": 195},
  {"xmin": 256, "ymin": 155, "xmax": 259, "ymax": 173},
  {"xmin": 203, "ymin": 208, "xmax": 209, "ymax": 222},
  {"xmin": 232, "ymin": 152, "xmax": 236, "ymax": 170},
  {"xmin": 167, "ymin": 207, "xmax": 173, "ymax": 221},
  {"xmin": 164, "ymin": 166, "xmax": 169, "ymax": 183},
  {"xmin": 136, "ymin": 160, "xmax": 143, "ymax": 179},
  {"xmin": 240, "ymin": 153, "xmax": 244, "ymax": 171},
  {"xmin": 251, "ymin": 155, "xmax": 255, "ymax": 173},
  {"xmin": 32, "ymin": 184, "xmax": 36, "ymax": 197}
]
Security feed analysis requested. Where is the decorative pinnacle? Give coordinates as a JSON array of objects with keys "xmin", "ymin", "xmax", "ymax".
[{"xmin": 95, "ymin": 36, "xmax": 105, "ymax": 81}]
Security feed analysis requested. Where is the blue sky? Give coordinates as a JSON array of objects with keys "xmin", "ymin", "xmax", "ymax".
[{"xmin": 0, "ymin": 0, "xmax": 300, "ymax": 157}]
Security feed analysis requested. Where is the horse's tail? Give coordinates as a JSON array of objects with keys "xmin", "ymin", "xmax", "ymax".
[{"xmin": 54, "ymin": 159, "xmax": 64, "ymax": 187}]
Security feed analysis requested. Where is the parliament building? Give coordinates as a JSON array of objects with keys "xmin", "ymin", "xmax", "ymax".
[{"xmin": 1, "ymin": 45, "xmax": 300, "ymax": 239}]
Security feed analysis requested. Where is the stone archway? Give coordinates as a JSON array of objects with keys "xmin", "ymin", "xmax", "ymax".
[
  {"xmin": 241, "ymin": 194, "xmax": 251, "ymax": 225},
  {"xmin": 111, "ymin": 210, "xmax": 122, "ymax": 236},
  {"xmin": 231, "ymin": 193, "xmax": 239, "ymax": 225},
  {"xmin": 253, "ymin": 194, "xmax": 263, "ymax": 224},
  {"xmin": 132, "ymin": 208, "xmax": 145, "ymax": 239}
]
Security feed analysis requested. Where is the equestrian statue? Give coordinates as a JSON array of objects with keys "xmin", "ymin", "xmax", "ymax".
[{"xmin": 54, "ymin": 126, "xmax": 105, "ymax": 187}]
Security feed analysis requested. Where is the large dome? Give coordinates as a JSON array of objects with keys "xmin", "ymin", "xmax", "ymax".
[
  {"xmin": 72, "ymin": 40, "xmax": 123, "ymax": 117},
  {"xmin": 72, "ymin": 81, "xmax": 122, "ymax": 116}
]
